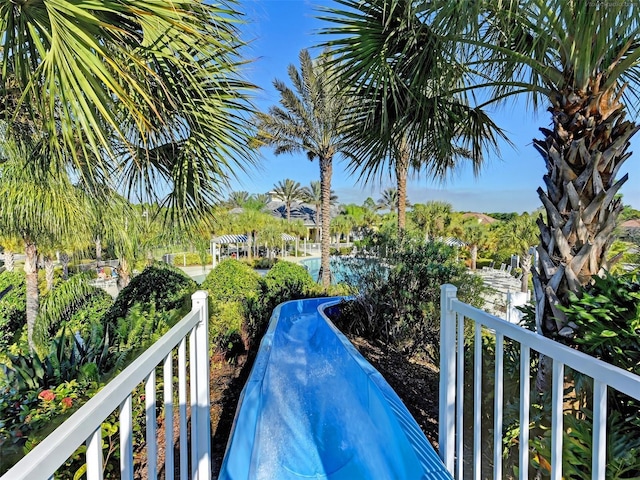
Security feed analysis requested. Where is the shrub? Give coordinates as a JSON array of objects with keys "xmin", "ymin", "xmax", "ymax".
[
  {"xmin": 102, "ymin": 262, "xmax": 196, "ymax": 331},
  {"xmin": 262, "ymin": 261, "xmax": 316, "ymax": 305},
  {"xmin": 201, "ymin": 259, "xmax": 261, "ymax": 303},
  {"xmin": 332, "ymin": 240, "xmax": 487, "ymax": 360},
  {"xmin": 0, "ymin": 271, "xmax": 26, "ymax": 351}
]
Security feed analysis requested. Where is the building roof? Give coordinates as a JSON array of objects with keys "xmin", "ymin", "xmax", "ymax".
[
  {"xmin": 621, "ymin": 219, "xmax": 640, "ymax": 229},
  {"xmin": 462, "ymin": 212, "xmax": 499, "ymax": 224}
]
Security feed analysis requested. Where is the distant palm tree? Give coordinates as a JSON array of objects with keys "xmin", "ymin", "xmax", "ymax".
[
  {"xmin": 302, "ymin": 180, "xmax": 338, "ymax": 226},
  {"xmin": 411, "ymin": 201, "xmax": 453, "ymax": 241},
  {"xmin": 377, "ymin": 188, "xmax": 401, "ymax": 214},
  {"xmin": 255, "ymin": 49, "xmax": 352, "ymax": 287},
  {"xmin": 271, "ymin": 179, "xmax": 306, "ymax": 221},
  {"xmin": 227, "ymin": 191, "xmax": 251, "ymax": 209},
  {"xmin": 458, "ymin": 220, "xmax": 490, "ymax": 271},
  {"xmin": 498, "ymin": 215, "xmax": 539, "ymax": 293}
]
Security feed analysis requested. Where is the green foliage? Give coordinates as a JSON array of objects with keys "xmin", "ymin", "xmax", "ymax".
[
  {"xmin": 102, "ymin": 263, "xmax": 196, "ymax": 333},
  {"xmin": 0, "ymin": 271, "xmax": 26, "ymax": 351},
  {"xmin": 560, "ymin": 271, "xmax": 640, "ymax": 373},
  {"xmin": 333, "ymin": 240, "xmax": 487, "ymax": 359},
  {"xmin": 201, "ymin": 259, "xmax": 261, "ymax": 303},
  {"xmin": 35, "ymin": 274, "xmax": 112, "ymax": 352},
  {"xmin": 262, "ymin": 261, "xmax": 316, "ymax": 303},
  {"xmin": 250, "ymin": 257, "xmax": 277, "ymax": 269}
]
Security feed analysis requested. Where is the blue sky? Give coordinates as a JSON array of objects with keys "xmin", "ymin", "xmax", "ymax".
[{"xmin": 228, "ymin": 0, "xmax": 640, "ymax": 214}]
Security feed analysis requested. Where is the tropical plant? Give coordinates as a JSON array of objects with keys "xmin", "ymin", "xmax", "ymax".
[
  {"xmin": 254, "ymin": 49, "xmax": 352, "ymax": 287},
  {"xmin": 0, "ymin": 0, "xmax": 257, "ymax": 225},
  {"xmin": 411, "ymin": 201, "xmax": 453, "ymax": 241},
  {"xmin": 227, "ymin": 191, "xmax": 251, "ymax": 209},
  {"xmin": 321, "ymin": 0, "xmax": 505, "ymax": 237},
  {"xmin": 302, "ymin": 180, "xmax": 338, "ymax": 226},
  {"xmin": 497, "ymin": 214, "xmax": 539, "ymax": 292},
  {"xmin": 271, "ymin": 179, "xmax": 306, "ymax": 221},
  {"xmin": 372, "ymin": 1, "xmax": 640, "ymax": 342},
  {"xmin": 377, "ymin": 188, "xmax": 400, "ymax": 214},
  {"xmin": 0, "ymin": 141, "xmax": 92, "ymax": 352},
  {"xmin": 201, "ymin": 259, "xmax": 262, "ymax": 303}
]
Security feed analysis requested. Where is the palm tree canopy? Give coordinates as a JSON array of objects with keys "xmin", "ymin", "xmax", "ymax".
[
  {"xmin": 271, "ymin": 179, "xmax": 305, "ymax": 205},
  {"xmin": 254, "ymin": 49, "xmax": 353, "ymax": 162},
  {"xmin": 320, "ymin": 0, "xmax": 508, "ymax": 184},
  {"xmin": 0, "ymin": 0, "xmax": 257, "ymax": 224}
]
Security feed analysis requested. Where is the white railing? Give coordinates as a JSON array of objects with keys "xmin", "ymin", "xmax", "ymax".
[
  {"xmin": 439, "ymin": 284, "xmax": 640, "ymax": 480},
  {"xmin": 1, "ymin": 290, "xmax": 211, "ymax": 480}
]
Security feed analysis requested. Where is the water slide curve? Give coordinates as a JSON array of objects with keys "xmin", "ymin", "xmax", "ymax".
[{"xmin": 219, "ymin": 297, "xmax": 453, "ymax": 480}]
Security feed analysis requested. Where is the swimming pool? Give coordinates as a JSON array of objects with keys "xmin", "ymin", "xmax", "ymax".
[{"xmin": 218, "ymin": 297, "xmax": 452, "ymax": 479}]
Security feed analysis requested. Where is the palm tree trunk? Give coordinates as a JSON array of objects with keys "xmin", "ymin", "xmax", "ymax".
[
  {"xmin": 532, "ymin": 90, "xmax": 638, "ymax": 392},
  {"xmin": 320, "ymin": 156, "xmax": 333, "ymax": 288},
  {"xmin": 520, "ymin": 253, "xmax": 532, "ymax": 293},
  {"xmin": 24, "ymin": 241, "xmax": 39, "ymax": 353},
  {"xmin": 60, "ymin": 252, "xmax": 70, "ymax": 279},
  {"xmin": 396, "ymin": 149, "xmax": 409, "ymax": 236},
  {"xmin": 44, "ymin": 255, "xmax": 55, "ymax": 292},
  {"xmin": 470, "ymin": 244, "xmax": 478, "ymax": 270},
  {"xmin": 532, "ymin": 94, "xmax": 638, "ymax": 338},
  {"xmin": 4, "ymin": 249, "xmax": 14, "ymax": 272},
  {"xmin": 118, "ymin": 257, "xmax": 131, "ymax": 288},
  {"xmin": 95, "ymin": 236, "xmax": 102, "ymax": 266}
]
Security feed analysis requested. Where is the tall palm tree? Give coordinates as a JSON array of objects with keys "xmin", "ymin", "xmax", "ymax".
[
  {"xmin": 255, "ymin": 49, "xmax": 353, "ymax": 287},
  {"xmin": 271, "ymin": 179, "xmax": 306, "ymax": 221},
  {"xmin": 0, "ymin": 0, "xmax": 257, "ymax": 225},
  {"xmin": 458, "ymin": 220, "xmax": 490, "ymax": 271},
  {"xmin": 321, "ymin": 0, "xmax": 506, "ymax": 237},
  {"xmin": 302, "ymin": 180, "xmax": 338, "ymax": 227},
  {"xmin": 373, "ymin": 1, "xmax": 640, "ymax": 340}
]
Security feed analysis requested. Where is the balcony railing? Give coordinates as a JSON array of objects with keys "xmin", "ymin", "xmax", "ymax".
[
  {"xmin": 6, "ymin": 284, "xmax": 640, "ymax": 480},
  {"xmin": 439, "ymin": 284, "xmax": 640, "ymax": 480},
  {"xmin": 1, "ymin": 290, "xmax": 211, "ymax": 480}
]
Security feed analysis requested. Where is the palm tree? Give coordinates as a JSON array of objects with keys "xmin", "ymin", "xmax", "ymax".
[
  {"xmin": 377, "ymin": 188, "xmax": 400, "ymax": 214},
  {"xmin": 321, "ymin": 0, "xmax": 505, "ymax": 237},
  {"xmin": 227, "ymin": 191, "xmax": 251, "ymax": 209},
  {"xmin": 255, "ymin": 49, "xmax": 352, "ymax": 287},
  {"xmin": 331, "ymin": 214, "xmax": 356, "ymax": 246},
  {"xmin": 0, "ymin": 234, "xmax": 22, "ymax": 272},
  {"xmin": 458, "ymin": 220, "xmax": 490, "ymax": 271},
  {"xmin": 411, "ymin": 201, "xmax": 453, "ymax": 241},
  {"xmin": 271, "ymin": 179, "xmax": 306, "ymax": 221},
  {"xmin": 302, "ymin": 180, "xmax": 338, "ymax": 227},
  {"xmin": 0, "ymin": 0, "xmax": 257, "ymax": 225},
  {"xmin": 0, "ymin": 141, "xmax": 91, "ymax": 352},
  {"xmin": 498, "ymin": 214, "xmax": 539, "ymax": 293},
  {"xmin": 369, "ymin": 1, "xmax": 640, "ymax": 340}
]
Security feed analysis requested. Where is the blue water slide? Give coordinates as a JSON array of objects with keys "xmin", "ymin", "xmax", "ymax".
[{"xmin": 218, "ymin": 297, "xmax": 452, "ymax": 480}]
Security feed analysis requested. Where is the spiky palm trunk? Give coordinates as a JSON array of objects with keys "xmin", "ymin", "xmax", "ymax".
[
  {"xmin": 4, "ymin": 249, "xmax": 14, "ymax": 272},
  {"xmin": 396, "ymin": 147, "xmax": 409, "ymax": 236},
  {"xmin": 320, "ymin": 156, "xmax": 333, "ymax": 288},
  {"xmin": 43, "ymin": 255, "xmax": 55, "ymax": 292},
  {"xmin": 24, "ymin": 241, "xmax": 38, "ymax": 353},
  {"xmin": 60, "ymin": 252, "xmax": 70, "ymax": 279},
  {"xmin": 118, "ymin": 257, "xmax": 131, "ymax": 289},
  {"xmin": 95, "ymin": 236, "xmax": 102, "ymax": 266},
  {"xmin": 520, "ymin": 252, "xmax": 532, "ymax": 293},
  {"xmin": 470, "ymin": 244, "xmax": 478, "ymax": 270},
  {"xmin": 532, "ymin": 88, "xmax": 638, "ymax": 338}
]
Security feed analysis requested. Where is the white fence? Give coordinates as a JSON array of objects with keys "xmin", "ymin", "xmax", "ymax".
[
  {"xmin": 439, "ymin": 284, "xmax": 640, "ymax": 480},
  {"xmin": 1, "ymin": 290, "xmax": 211, "ymax": 480}
]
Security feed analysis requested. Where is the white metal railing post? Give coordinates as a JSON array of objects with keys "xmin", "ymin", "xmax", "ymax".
[
  {"xmin": 192, "ymin": 290, "xmax": 211, "ymax": 480},
  {"xmin": 439, "ymin": 284, "xmax": 457, "ymax": 475}
]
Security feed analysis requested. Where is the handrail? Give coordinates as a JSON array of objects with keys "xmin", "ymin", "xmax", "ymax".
[
  {"xmin": 1, "ymin": 290, "xmax": 210, "ymax": 480},
  {"xmin": 439, "ymin": 283, "xmax": 640, "ymax": 480}
]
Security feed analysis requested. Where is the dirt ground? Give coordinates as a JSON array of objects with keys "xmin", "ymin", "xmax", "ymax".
[{"xmin": 207, "ymin": 334, "xmax": 441, "ymax": 478}]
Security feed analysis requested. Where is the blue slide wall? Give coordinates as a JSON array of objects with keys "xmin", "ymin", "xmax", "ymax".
[{"xmin": 219, "ymin": 297, "xmax": 452, "ymax": 479}]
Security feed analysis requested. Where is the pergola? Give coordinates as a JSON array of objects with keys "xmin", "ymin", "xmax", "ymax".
[{"xmin": 210, "ymin": 233, "xmax": 299, "ymax": 266}]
